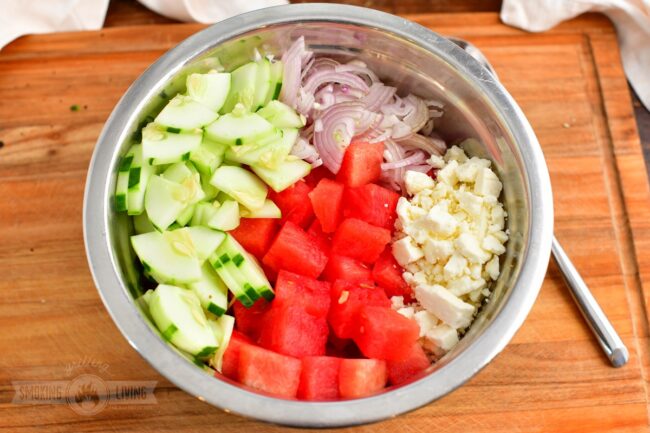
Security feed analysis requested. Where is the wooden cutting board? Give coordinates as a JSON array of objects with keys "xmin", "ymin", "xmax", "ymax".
[{"xmin": 2, "ymin": 12, "xmax": 650, "ymax": 433}]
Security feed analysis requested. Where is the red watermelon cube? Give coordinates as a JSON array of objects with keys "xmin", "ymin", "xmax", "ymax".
[
  {"xmin": 328, "ymin": 280, "xmax": 390, "ymax": 339},
  {"xmin": 338, "ymin": 358, "xmax": 387, "ymax": 399},
  {"xmin": 259, "ymin": 305, "xmax": 329, "ymax": 357},
  {"xmin": 232, "ymin": 299, "xmax": 271, "ymax": 342},
  {"xmin": 238, "ymin": 343, "xmax": 302, "ymax": 398},
  {"xmin": 372, "ymin": 248, "xmax": 412, "ymax": 300},
  {"xmin": 386, "ymin": 344, "xmax": 430, "ymax": 385},
  {"xmin": 343, "ymin": 183, "xmax": 400, "ymax": 229},
  {"xmin": 270, "ymin": 180, "xmax": 314, "ymax": 229},
  {"xmin": 263, "ymin": 221, "xmax": 329, "ymax": 278},
  {"xmin": 229, "ymin": 218, "xmax": 278, "ymax": 261},
  {"xmin": 337, "ymin": 141, "xmax": 384, "ymax": 187},
  {"xmin": 309, "ymin": 178, "xmax": 344, "ymax": 233},
  {"xmin": 274, "ymin": 270, "xmax": 331, "ymax": 318},
  {"xmin": 323, "ymin": 254, "xmax": 373, "ymax": 284},
  {"xmin": 298, "ymin": 356, "xmax": 342, "ymax": 401},
  {"xmin": 353, "ymin": 306, "xmax": 420, "ymax": 361},
  {"xmin": 305, "ymin": 165, "xmax": 333, "ymax": 188},
  {"xmin": 331, "ymin": 218, "xmax": 391, "ymax": 263},
  {"xmin": 220, "ymin": 331, "xmax": 252, "ymax": 381},
  {"xmin": 306, "ymin": 219, "xmax": 331, "ymax": 254}
]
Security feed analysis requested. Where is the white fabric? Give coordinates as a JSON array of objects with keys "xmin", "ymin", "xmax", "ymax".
[
  {"xmin": 501, "ymin": 0, "xmax": 650, "ymax": 110},
  {"xmin": 0, "ymin": 0, "xmax": 286, "ymax": 48}
]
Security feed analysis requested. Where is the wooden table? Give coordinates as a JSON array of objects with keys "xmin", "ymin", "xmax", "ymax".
[{"xmin": 1, "ymin": 7, "xmax": 650, "ymax": 433}]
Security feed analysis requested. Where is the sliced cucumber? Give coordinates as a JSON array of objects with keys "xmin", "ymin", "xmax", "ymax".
[
  {"xmin": 115, "ymin": 170, "xmax": 131, "ymax": 212},
  {"xmin": 190, "ymin": 202, "xmax": 220, "ymax": 227},
  {"xmin": 188, "ymin": 263, "xmax": 228, "ymax": 317},
  {"xmin": 253, "ymin": 59, "xmax": 271, "ymax": 111},
  {"xmin": 240, "ymin": 199, "xmax": 281, "ymax": 219},
  {"xmin": 133, "ymin": 212, "xmax": 156, "ymax": 234},
  {"xmin": 176, "ymin": 203, "xmax": 195, "ymax": 227},
  {"xmin": 184, "ymin": 226, "xmax": 226, "ymax": 260},
  {"xmin": 186, "ymin": 71, "xmax": 231, "ymax": 112},
  {"xmin": 220, "ymin": 62, "xmax": 258, "ymax": 113},
  {"xmin": 209, "ymin": 252, "xmax": 253, "ymax": 307},
  {"xmin": 162, "ymin": 161, "xmax": 193, "ymax": 183},
  {"xmin": 142, "ymin": 123, "xmax": 202, "ymax": 165},
  {"xmin": 149, "ymin": 284, "xmax": 218, "ymax": 357},
  {"xmin": 126, "ymin": 144, "xmax": 153, "ymax": 215},
  {"xmin": 155, "ymin": 95, "xmax": 218, "ymax": 130},
  {"xmin": 189, "ymin": 137, "xmax": 227, "ymax": 177},
  {"xmin": 135, "ymin": 289, "xmax": 155, "ymax": 321},
  {"xmin": 144, "ymin": 175, "xmax": 189, "ymax": 230},
  {"xmin": 204, "ymin": 109, "xmax": 276, "ymax": 146},
  {"xmin": 264, "ymin": 60, "xmax": 283, "ymax": 105},
  {"xmin": 209, "ymin": 314, "xmax": 235, "ymax": 372},
  {"xmin": 226, "ymin": 128, "xmax": 297, "ymax": 169},
  {"xmin": 251, "ymin": 157, "xmax": 312, "ymax": 193},
  {"xmin": 207, "ymin": 199, "xmax": 240, "ymax": 231},
  {"xmin": 131, "ymin": 231, "xmax": 201, "ymax": 284},
  {"xmin": 256, "ymin": 100, "xmax": 305, "ymax": 129},
  {"xmin": 216, "ymin": 234, "xmax": 274, "ymax": 301},
  {"xmin": 210, "ymin": 166, "xmax": 268, "ymax": 211}
]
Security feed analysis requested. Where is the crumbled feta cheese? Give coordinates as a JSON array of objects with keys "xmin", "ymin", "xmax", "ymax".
[
  {"xmin": 414, "ymin": 284, "xmax": 475, "ymax": 329},
  {"xmin": 443, "ymin": 253, "xmax": 468, "ymax": 279},
  {"xmin": 485, "ymin": 256, "xmax": 500, "ymax": 280},
  {"xmin": 456, "ymin": 190, "xmax": 484, "ymax": 217},
  {"xmin": 444, "ymin": 145, "xmax": 468, "ymax": 163},
  {"xmin": 447, "ymin": 276, "xmax": 486, "ymax": 297},
  {"xmin": 474, "ymin": 167, "xmax": 503, "ymax": 198},
  {"xmin": 392, "ymin": 236, "xmax": 424, "ymax": 266},
  {"xmin": 423, "ymin": 324, "xmax": 459, "ymax": 354},
  {"xmin": 436, "ymin": 160, "xmax": 459, "ymax": 186},
  {"xmin": 482, "ymin": 234, "xmax": 507, "ymax": 255},
  {"xmin": 397, "ymin": 306, "xmax": 415, "ymax": 320},
  {"xmin": 455, "ymin": 233, "xmax": 491, "ymax": 264},
  {"xmin": 423, "ymin": 238, "xmax": 453, "ymax": 263},
  {"xmin": 427, "ymin": 154, "xmax": 446, "ymax": 168},
  {"xmin": 414, "ymin": 310, "xmax": 439, "ymax": 337},
  {"xmin": 422, "ymin": 203, "xmax": 458, "ymax": 235},
  {"xmin": 390, "ymin": 296, "xmax": 405, "ymax": 310},
  {"xmin": 404, "ymin": 170, "xmax": 435, "ymax": 195}
]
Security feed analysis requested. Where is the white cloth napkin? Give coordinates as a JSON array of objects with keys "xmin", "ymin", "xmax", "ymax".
[
  {"xmin": 0, "ymin": 0, "xmax": 286, "ymax": 49},
  {"xmin": 501, "ymin": 0, "xmax": 650, "ymax": 110}
]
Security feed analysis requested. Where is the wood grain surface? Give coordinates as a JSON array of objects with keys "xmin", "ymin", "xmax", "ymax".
[{"xmin": 1, "ymin": 12, "xmax": 650, "ymax": 433}]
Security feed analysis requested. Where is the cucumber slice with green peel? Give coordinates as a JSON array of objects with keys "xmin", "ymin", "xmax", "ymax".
[
  {"xmin": 264, "ymin": 60, "xmax": 283, "ymax": 105},
  {"xmin": 210, "ymin": 165, "xmax": 268, "ymax": 211},
  {"xmin": 176, "ymin": 203, "xmax": 195, "ymax": 227},
  {"xmin": 115, "ymin": 148, "xmax": 135, "ymax": 211},
  {"xmin": 209, "ymin": 314, "xmax": 235, "ymax": 372},
  {"xmin": 183, "ymin": 226, "xmax": 226, "ymax": 260},
  {"xmin": 126, "ymin": 145, "xmax": 153, "ymax": 215},
  {"xmin": 189, "ymin": 263, "xmax": 229, "ymax": 317},
  {"xmin": 135, "ymin": 289, "xmax": 155, "ymax": 321},
  {"xmin": 215, "ymin": 234, "xmax": 274, "ymax": 301},
  {"xmin": 256, "ymin": 100, "xmax": 305, "ymax": 129},
  {"xmin": 189, "ymin": 137, "xmax": 227, "ymax": 177},
  {"xmin": 186, "ymin": 71, "xmax": 231, "ymax": 112},
  {"xmin": 145, "ymin": 174, "xmax": 204, "ymax": 231},
  {"xmin": 190, "ymin": 202, "xmax": 219, "ymax": 227},
  {"xmin": 200, "ymin": 174, "xmax": 219, "ymax": 201},
  {"xmin": 220, "ymin": 62, "xmax": 258, "ymax": 113},
  {"xmin": 133, "ymin": 212, "xmax": 156, "ymax": 234},
  {"xmin": 155, "ymin": 95, "xmax": 218, "ymax": 130},
  {"xmin": 240, "ymin": 199, "xmax": 281, "ymax": 219},
  {"xmin": 209, "ymin": 252, "xmax": 254, "ymax": 307},
  {"xmin": 253, "ymin": 59, "xmax": 271, "ymax": 111},
  {"xmin": 226, "ymin": 128, "xmax": 297, "ymax": 169},
  {"xmin": 131, "ymin": 232, "xmax": 202, "ymax": 284},
  {"xmin": 251, "ymin": 157, "xmax": 312, "ymax": 193},
  {"xmin": 207, "ymin": 200, "xmax": 240, "ymax": 231},
  {"xmin": 162, "ymin": 161, "xmax": 194, "ymax": 183},
  {"xmin": 142, "ymin": 123, "xmax": 202, "ymax": 165},
  {"xmin": 148, "ymin": 284, "xmax": 218, "ymax": 357},
  {"xmin": 204, "ymin": 109, "xmax": 276, "ymax": 146}
]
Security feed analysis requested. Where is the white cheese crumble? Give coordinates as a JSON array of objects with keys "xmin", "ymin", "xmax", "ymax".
[{"xmin": 390, "ymin": 146, "xmax": 508, "ymax": 357}]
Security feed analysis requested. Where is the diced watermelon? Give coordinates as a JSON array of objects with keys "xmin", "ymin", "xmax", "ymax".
[
  {"xmin": 306, "ymin": 220, "xmax": 331, "ymax": 254},
  {"xmin": 238, "ymin": 343, "xmax": 302, "ymax": 398},
  {"xmin": 353, "ymin": 306, "xmax": 420, "ymax": 361},
  {"xmin": 263, "ymin": 221, "xmax": 329, "ymax": 278},
  {"xmin": 338, "ymin": 358, "xmax": 387, "ymax": 399},
  {"xmin": 372, "ymin": 248, "xmax": 413, "ymax": 300},
  {"xmin": 386, "ymin": 343, "xmax": 430, "ymax": 386},
  {"xmin": 331, "ymin": 218, "xmax": 391, "ymax": 263},
  {"xmin": 274, "ymin": 270, "xmax": 331, "ymax": 318},
  {"xmin": 343, "ymin": 183, "xmax": 400, "ymax": 229},
  {"xmin": 298, "ymin": 356, "xmax": 342, "ymax": 401},
  {"xmin": 230, "ymin": 218, "xmax": 279, "ymax": 261},
  {"xmin": 259, "ymin": 305, "xmax": 329, "ymax": 357},
  {"xmin": 232, "ymin": 299, "xmax": 271, "ymax": 341},
  {"xmin": 337, "ymin": 141, "xmax": 384, "ymax": 187},
  {"xmin": 323, "ymin": 254, "xmax": 373, "ymax": 284},
  {"xmin": 269, "ymin": 180, "xmax": 314, "ymax": 229},
  {"xmin": 328, "ymin": 280, "xmax": 390, "ymax": 339},
  {"xmin": 304, "ymin": 165, "xmax": 333, "ymax": 188},
  {"xmin": 308, "ymin": 178, "xmax": 344, "ymax": 233},
  {"xmin": 220, "ymin": 331, "xmax": 252, "ymax": 381}
]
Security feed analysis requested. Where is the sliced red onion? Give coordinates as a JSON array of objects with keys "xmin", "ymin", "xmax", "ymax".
[
  {"xmin": 402, "ymin": 94, "xmax": 429, "ymax": 132},
  {"xmin": 302, "ymin": 70, "xmax": 369, "ymax": 96},
  {"xmin": 335, "ymin": 62, "xmax": 379, "ymax": 85},
  {"xmin": 291, "ymin": 137, "xmax": 321, "ymax": 163},
  {"xmin": 380, "ymin": 150, "xmax": 427, "ymax": 170},
  {"xmin": 362, "ymin": 83, "xmax": 397, "ymax": 111},
  {"xmin": 404, "ymin": 164, "xmax": 432, "ymax": 173},
  {"xmin": 397, "ymin": 133, "xmax": 447, "ymax": 156},
  {"xmin": 420, "ymin": 119, "xmax": 434, "ymax": 136},
  {"xmin": 381, "ymin": 95, "xmax": 414, "ymax": 117},
  {"xmin": 313, "ymin": 101, "xmax": 379, "ymax": 173},
  {"xmin": 280, "ymin": 37, "xmax": 309, "ymax": 109}
]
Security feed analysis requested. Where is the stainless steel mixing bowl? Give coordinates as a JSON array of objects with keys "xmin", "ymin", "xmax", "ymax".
[{"xmin": 83, "ymin": 3, "xmax": 553, "ymax": 427}]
